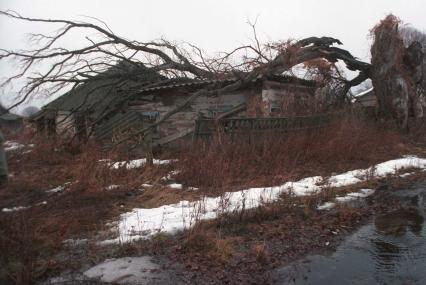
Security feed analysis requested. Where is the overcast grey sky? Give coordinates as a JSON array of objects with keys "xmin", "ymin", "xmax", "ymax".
[{"xmin": 1, "ymin": 0, "xmax": 425, "ymax": 110}]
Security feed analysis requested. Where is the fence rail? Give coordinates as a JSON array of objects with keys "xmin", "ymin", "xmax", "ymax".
[{"xmin": 194, "ymin": 113, "xmax": 342, "ymax": 137}]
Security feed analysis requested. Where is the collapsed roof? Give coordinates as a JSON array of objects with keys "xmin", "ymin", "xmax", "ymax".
[{"xmin": 35, "ymin": 60, "xmax": 317, "ymax": 124}]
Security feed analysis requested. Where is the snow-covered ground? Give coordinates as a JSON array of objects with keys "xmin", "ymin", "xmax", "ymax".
[
  {"xmin": 46, "ymin": 185, "xmax": 66, "ymax": 193},
  {"xmin": 167, "ymin": 183, "xmax": 183, "ymax": 189},
  {"xmin": 46, "ymin": 182, "xmax": 72, "ymax": 193},
  {"xmin": 4, "ymin": 141, "xmax": 25, "ymax": 152},
  {"xmin": 101, "ymin": 156, "xmax": 426, "ymax": 244},
  {"xmin": 317, "ymin": 188, "xmax": 375, "ymax": 210},
  {"xmin": 161, "ymin": 170, "xmax": 180, "ymax": 181},
  {"xmin": 108, "ymin": 158, "xmax": 175, "ymax": 170},
  {"xmin": 2, "ymin": 182, "xmax": 69, "ymax": 213},
  {"xmin": 105, "ymin": 184, "xmax": 120, "ymax": 191},
  {"xmin": 2, "ymin": 206, "xmax": 30, "ymax": 212},
  {"xmin": 2, "ymin": 201, "xmax": 47, "ymax": 213},
  {"xmin": 83, "ymin": 257, "xmax": 169, "ymax": 284},
  {"xmin": 3, "ymin": 141, "xmax": 34, "ymax": 152}
]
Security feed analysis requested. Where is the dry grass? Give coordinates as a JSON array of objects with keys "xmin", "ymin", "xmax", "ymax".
[
  {"xmin": 160, "ymin": 182, "xmax": 376, "ymax": 283},
  {"xmin": 180, "ymin": 229, "xmax": 240, "ymax": 264},
  {"xmin": 0, "ymin": 112, "xmax": 424, "ymax": 284},
  {"xmin": 0, "ymin": 131, "xmax": 173, "ymax": 285},
  {"xmin": 167, "ymin": 162, "xmax": 426, "ymax": 283},
  {"xmin": 176, "ymin": 111, "xmax": 405, "ymax": 194},
  {"xmin": 188, "ymin": 171, "xmax": 424, "ymax": 282}
]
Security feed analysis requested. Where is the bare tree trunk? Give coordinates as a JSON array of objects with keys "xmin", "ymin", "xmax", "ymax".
[{"xmin": 371, "ymin": 15, "xmax": 424, "ymax": 130}]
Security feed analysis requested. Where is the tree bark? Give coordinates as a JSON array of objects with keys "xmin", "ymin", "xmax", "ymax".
[{"xmin": 371, "ymin": 15, "xmax": 425, "ymax": 129}]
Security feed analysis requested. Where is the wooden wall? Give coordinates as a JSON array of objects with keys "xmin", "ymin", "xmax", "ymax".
[
  {"xmin": 51, "ymin": 81, "xmax": 316, "ymax": 144},
  {"xmin": 261, "ymin": 80, "xmax": 316, "ymax": 116},
  {"xmin": 56, "ymin": 111, "xmax": 75, "ymax": 137},
  {"xmin": 128, "ymin": 87, "xmax": 260, "ymax": 140}
]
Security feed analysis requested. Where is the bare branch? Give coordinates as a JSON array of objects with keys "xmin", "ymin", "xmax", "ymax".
[{"xmin": 0, "ymin": 10, "xmax": 374, "ymax": 145}]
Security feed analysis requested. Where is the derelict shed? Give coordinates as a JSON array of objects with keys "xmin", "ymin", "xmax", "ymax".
[
  {"xmin": 31, "ymin": 61, "xmax": 318, "ymax": 146},
  {"xmin": 0, "ymin": 104, "xmax": 23, "ymax": 133},
  {"xmin": 115, "ymin": 75, "xmax": 317, "ymax": 146},
  {"xmin": 32, "ymin": 61, "xmax": 166, "ymax": 140},
  {"xmin": 0, "ymin": 113, "xmax": 23, "ymax": 133},
  {"xmin": 124, "ymin": 77, "xmax": 260, "ymax": 145}
]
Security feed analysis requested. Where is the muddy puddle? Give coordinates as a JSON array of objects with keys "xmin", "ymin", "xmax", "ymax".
[{"xmin": 276, "ymin": 184, "xmax": 426, "ymax": 284}]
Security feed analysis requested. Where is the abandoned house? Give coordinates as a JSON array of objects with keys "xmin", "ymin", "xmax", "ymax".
[
  {"xmin": 31, "ymin": 62, "xmax": 318, "ymax": 146},
  {"xmin": 0, "ymin": 104, "xmax": 23, "ymax": 133}
]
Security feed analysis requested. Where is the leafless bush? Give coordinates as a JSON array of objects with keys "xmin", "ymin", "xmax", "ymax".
[{"xmin": 176, "ymin": 110, "xmax": 403, "ymax": 193}]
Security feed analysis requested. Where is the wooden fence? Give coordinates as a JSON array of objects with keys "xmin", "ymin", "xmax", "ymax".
[{"xmin": 193, "ymin": 113, "xmax": 343, "ymax": 138}]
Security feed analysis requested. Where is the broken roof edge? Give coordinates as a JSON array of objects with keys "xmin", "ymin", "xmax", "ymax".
[
  {"xmin": 0, "ymin": 113, "xmax": 23, "ymax": 121},
  {"xmin": 126, "ymin": 74, "xmax": 317, "ymax": 94},
  {"xmin": 32, "ymin": 74, "xmax": 317, "ymax": 119}
]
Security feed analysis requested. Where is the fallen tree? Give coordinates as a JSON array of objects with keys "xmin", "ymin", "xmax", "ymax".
[
  {"xmin": 0, "ymin": 11, "xmax": 369, "ymax": 124},
  {"xmin": 1, "ymin": 11, "xmax": 424, "ymax": 151}
]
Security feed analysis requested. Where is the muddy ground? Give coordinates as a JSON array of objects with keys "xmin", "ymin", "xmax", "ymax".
[{"xmin": 37, "ymin": 170, "xmax": 426, "ymax": 285}]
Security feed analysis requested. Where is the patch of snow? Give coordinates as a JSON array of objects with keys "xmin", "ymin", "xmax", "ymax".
[
  {"xmin": 47, "ymin": 275, "xmax": 86, "ymax": 284},
  {"xmin": 318, "ymin": 189, "xmax": 375, "ymax": 210},
  {"xmin": 105, "ymin": 184, "xmax": 120, "ymax": 191},
  {"xmin": 102, "ymin": 156, "xmax": 426, "ymax": 243},
  {"xmin": 63, "ymin": 238, "xmax": 88, "ymax": 246},
  {"xmin": 2, "ymin": 206, "xmax": 29, "ymax": 212},
  {"xmin": 168, "ymin": 183, "xmax": 182, "ymax": 190},
  {"xmin": 335, "ymin": 195, "xmax": 357, "ymax": 203},
  {"xmin": 348, "ymin": 188, "xmax": 375, "ymax": 198},
  {"xmin": 187, "ymin": 187, "xmax": 199, "ymax": 191},
  {"xmin": 4, "ymin": 141, "xmax": 25, "ymax": 152},
  {"xmin": 317, "ymin": 202, "xmax": 336, "ymax": 210},
  {"xmin": 84, "ymin": 257, "xmax": 165, "ymax": 284},
  {"xmin": 110, "ymin": 158, "xmax": 175, "ymax": 170},
  {"xmin": 47, "ymin": 185, "xmax": 65, "ymax": 193},
  {"xmin": 2, "ymin": 200, "xmax": 49, "ymax": 213},
  {"xmin": 3, "ymin": 141, "xmax": 34, "ymax": 152},
  {"xmin": 46, "ymin": 182, "xmax": 72, "ymax": 193},
  {"xmin": 141, "ymin": 183, "xmax": 153, "ymax": 188},
  {"xmin": 161, "ymin": 170, "xmax": 180, "ymax": 181}
]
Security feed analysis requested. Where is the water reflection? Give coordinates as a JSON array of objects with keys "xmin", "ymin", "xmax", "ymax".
[
  {"xmin": 276, "ymin": 185, "xmax": 426, "ymax": 285},
  {"xmin": 375, "ymin": 208, "xmax": 424, "ymax": 236},
  {"xmin": 370, "ymin": 207, "xmax": 424, "ymax": 281},
  {"xmin": 370, "ymin": 239, "xmax": 403, "ymax": 274}
]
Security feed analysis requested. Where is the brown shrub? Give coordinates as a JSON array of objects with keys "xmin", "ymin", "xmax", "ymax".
[
  {"xmin": 253, "ymin": 242, "xmax": 270, "ymax": 264},
  {"xmin": 0, "ymin": 132, "xmax": 172, "ymax": 284},
  {"xmin": 176, "ymin": 112, "xmax": 404, "ymax": 193},
  {"xmin": 0, "ymin": 209, "xmax": 61, "ymax": 285},
  {"xmin": 181, "ymin": 228, "xmax": 239, "ymax": 264}
]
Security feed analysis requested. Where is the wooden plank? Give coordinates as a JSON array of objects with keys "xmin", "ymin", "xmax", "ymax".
[
  {"xmin": 193, "ymin": 112, "xmax": 340, "ymax": 138},
  {"xmin": 216, "ymin": 103, "xmax": 246, "ymax": 120},
  {"xmin": 155, "ymin": 127, "xmax": 194, "ymax": 146}
]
